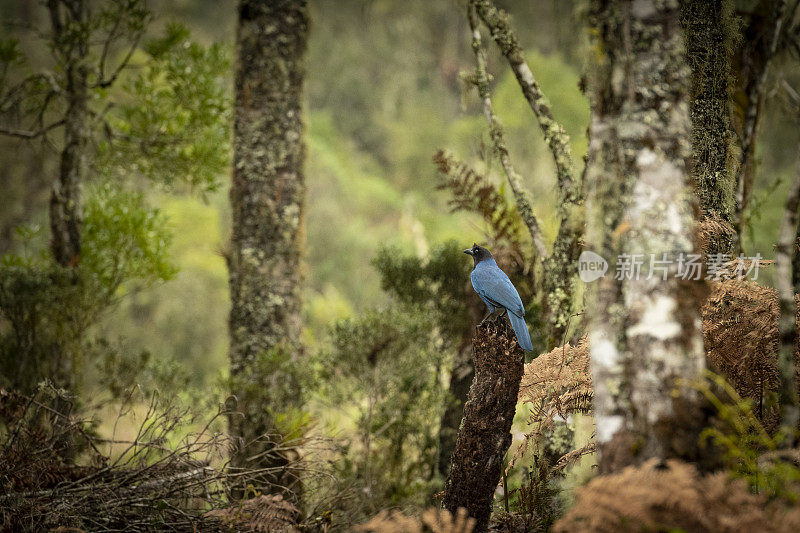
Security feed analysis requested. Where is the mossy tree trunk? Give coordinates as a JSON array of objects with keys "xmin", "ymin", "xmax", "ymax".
[
  {"xmin": 775, "ymin": 142, "xmax": 800, "ymax": 442},
  {"xmin": 47, "ymin": 0, "xmax": 88, "ymax": 269},
  {"xmin": 585, "ymin": 0, "xmax": 707, "ymax": 473},
  {"xmin": 228, "ymin": 0, "xmax": 308, "ymax": 500},
  {"xmin": 443, "ymin": 318, "xmax": 524, "ymax": 532},
  {"xmin": 469, "ymin": 0, "xmax": 584, "ymax": 349},
  {"xmin": 732, "ymin": 0, "xmax": 789, "ymax": 235},
  {"xmin": 681, "ymin": 0, "xmax": 737, "ymax": 255}
]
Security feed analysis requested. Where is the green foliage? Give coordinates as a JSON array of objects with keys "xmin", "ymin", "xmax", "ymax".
[
  {"xmin": 318, "ymin": 305, "xmax": 447, "ymax": 513},
  {"xmin": 0, "ymin": 187, "xmax": 175, "ymax": 393},
  {"xmin": 0, "ymin": 2, "xmax": 231, "ymax": 400},
  {"xmin": 225, "ymin": 344, "xmax": 313, "ymax": 438},
  {"xmin": 97, "ymin": 23, "xmax": 231, "ymax": 193},
  {"xmin": 0, "ymin": 262, "xmax": 81, "ymax": 390},
  {"xmin": 0, "ymin": 38, "xmax": 23, "ymax": 78},
  {"xmin": 91, "ymin": 338, "xmax": 193, "ymax": 404},
  {"xmin": 698, "ymin": 372, "xmax": 800, "ymax": 502},
  {"xmin": 373, "ymin": 240, "xmax": 474, "ymax": 341},
  {"xmin": 81, "ymin": 183, "xmax": 176, "ymax": 298}
]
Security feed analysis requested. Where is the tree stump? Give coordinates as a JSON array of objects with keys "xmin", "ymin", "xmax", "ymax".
[{"xmin": 443, "ymin": 317, "xmax": 524, "ymax": 532}]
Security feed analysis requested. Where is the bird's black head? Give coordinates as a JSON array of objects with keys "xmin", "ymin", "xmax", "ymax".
[{"xmin": 463, "ymin": 243, "xmax": 493, "ymax": 266}]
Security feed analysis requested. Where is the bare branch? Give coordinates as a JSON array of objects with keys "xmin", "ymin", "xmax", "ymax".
[
  {"xmin": 0, "ymin": 119, "xmax": 64, "ymax": 139},
  {"xmin": 465, "ymin": 3, "xmax": 548, "ymax": 258},
  {"xmin": 97, "ymin": 4, "xmax": 125, "ymax": 82},
  {"xmin": 736, "ymin": 0, "xmax": 789, "ymax": 228},
  {"xmin": 92, "ymin": 30, "xmax": 142, "ymax": 89},
  {"xmin": 471, "ymin": 0, "xmax": 579, "ymax": 209}
]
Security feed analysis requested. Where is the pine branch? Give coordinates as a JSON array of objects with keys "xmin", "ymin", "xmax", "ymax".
[{"xmin": 463, "ymin": 5, "xmax": 547, "ymax": 259}]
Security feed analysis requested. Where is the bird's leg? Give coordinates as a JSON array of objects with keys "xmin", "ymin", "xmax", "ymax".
[{"xmin": 479, "ymin": 307, "xmax": 506, "ymax": 326}]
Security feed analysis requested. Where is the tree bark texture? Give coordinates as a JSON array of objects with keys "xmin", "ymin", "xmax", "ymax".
[
  {"xmin": 775, "ymin": 141, "xmax": 800, "ymax": 441},
  {"xmin": 228, "ymin": 0, "xmax": 308, "ymax": 497},
  {"xmin": 585, "ymin": 0, "xmax": 707, "ymax": 473},
  {"xmin": 48, "ymin": 0, "xmax": 88, "ymax": 268},
  {"xmin": 443, "ymin": 317, "xmax": 524, "ymax": 532},
  {"xmin": 733, "ymin": 0, "xmax": 788, "ymax": 233},
  {"xmin": 681, "ymin": 0, "xmax": 737, "ymax": 255}
]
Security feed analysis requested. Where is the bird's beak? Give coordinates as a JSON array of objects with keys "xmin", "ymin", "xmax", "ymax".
[{"xmin": 463, "ymin": 248, "xmax": 473, "ymax": 256}]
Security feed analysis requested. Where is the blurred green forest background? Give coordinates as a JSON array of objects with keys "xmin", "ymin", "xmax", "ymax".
[
  {"xmin": 1, "ymin": 0, "xmax": 798, "ymax": 520},
  {"xmin": 1, "ymin": 0, "xmax": 598, "ymax": 389}
]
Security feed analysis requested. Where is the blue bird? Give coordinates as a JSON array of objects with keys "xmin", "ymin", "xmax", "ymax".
[{"xmin": 464, "ymin": 243, "xmax": 533, "ymax": 351}]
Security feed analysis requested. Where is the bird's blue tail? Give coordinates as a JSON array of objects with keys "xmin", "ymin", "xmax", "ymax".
[{"xmin": 508, "ymin": 312, "xmax": 533, "ymax": 351}]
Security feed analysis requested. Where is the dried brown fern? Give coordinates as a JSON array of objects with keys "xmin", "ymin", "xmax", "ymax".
[
  {"xmin": 204, "ymin": 494, "xmax": 300, "ymax": 532},
  {"xmin": 554, "ymin": 459, "xmax": 800, "ymax": 533},
  {"xmin": 695, "ymin": 214, "xmax": 737, "ymax": 256},
  {"xmin": 702, "ymin": 278, "xmax": 800, "ymax": 429},
  {"xmin": 550, "ymin": 441, "xmax": 596, "ymax": 477},
  {"xmin": 519, "ymin": 337, "xmax": 592, "ymax": 417},
  {"xmin": 354, "ymin": 507, "xmax": 475, "ymax": 533},
  {"xmin": 513, "ymin": 338, "xmax": 593, "ymax": 469}
]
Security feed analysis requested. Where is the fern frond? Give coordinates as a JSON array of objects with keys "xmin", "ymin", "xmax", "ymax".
[
  {"xmin": 434, "ymin": 149, "xmax": 526, "ymax": 255},
  {"xmin": 355, "ymin": 507, "xmax": 475, "ymax": 533},
  {"xmin": 519, "ymin": 337, "xmax": 592, "ymax": 416},
  {"xmin": 554, "ymin": 459, "xmax": 799, "ymax": 533},
  {"xmin": 205, "ymin": 494, "xmax": 300, "ymax": 532},
  {"xmin": 701, "ymin": 278, "xmax": 796, "ymax": 429}
]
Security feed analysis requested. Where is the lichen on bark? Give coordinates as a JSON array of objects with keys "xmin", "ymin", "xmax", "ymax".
[
  {"xmin": 228, "ymin": 0, "xmax": 308, "ymax": 500},
  {"xmin": 469, "ymin": 0, "xmax": 584, "ymax": 348},
  {"xmin": 585, "ymin": 0, "xmax": 707, "ymax": 472},
  {"xmin": 681, "ymin": 0, "xmax": 737, "ymax": 255},
  {"xmin": 47, "ymin": 0, "xmax": 89, "ymax": 268}
]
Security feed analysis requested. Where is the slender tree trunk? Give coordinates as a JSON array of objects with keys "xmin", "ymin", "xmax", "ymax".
[
  {"xmin": 585, "ymin": 0, "xmax": 707, "ymax": 473},
  {"xmin": 733, "ymin": 0, "xmax": 789, "ymax": 235},
  {"xmin": 681, "ymin": 0, "xmax": 737, "ymax": 255},
  {"xmin": 48, "ymin": 0, "xmax": 88, "ymax": 268},
  {"xmin": 443, "ymin": 318, "xmax": 524, "ymax": 532},
  {"xmin": 775, "ymin": 142, "xmax": 800, "ymax": 442},
  {"xmin": 470, "ymin": 0, "xmax": 584, "ymax": 348},
  {"xmin": 228, "ymin": 0, "xmax": 308, "ymax": 500},
  {"xmin": 43, "ymin": 0, "xmax": 89, "ymax": 397}
]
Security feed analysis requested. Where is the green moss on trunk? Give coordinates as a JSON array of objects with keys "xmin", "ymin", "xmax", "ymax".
[
  {"xmin": 681, "ymin": 0, "xmax": 737, "ymax": 255},
  {"xmin": 228, "ymin": 0, "xmax": 308, "ymax": 501}
]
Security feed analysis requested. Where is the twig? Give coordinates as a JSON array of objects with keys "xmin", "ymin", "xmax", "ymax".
[
  {"xmin": 471, "ymin": 0, "xmax": 579, "ymax": 209},
  {"xmin": 0, "ymin": 119, "xmax": 65, "ymax": 139},
  {"xmin": 466, "ymin": 2, "xmax": 548, "ymax": 258}
]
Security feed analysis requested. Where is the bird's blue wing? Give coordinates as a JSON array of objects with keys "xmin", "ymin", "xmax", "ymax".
[{"xmin": 471, "ymin": 266, "xmax": 525, "ymax": 317}]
